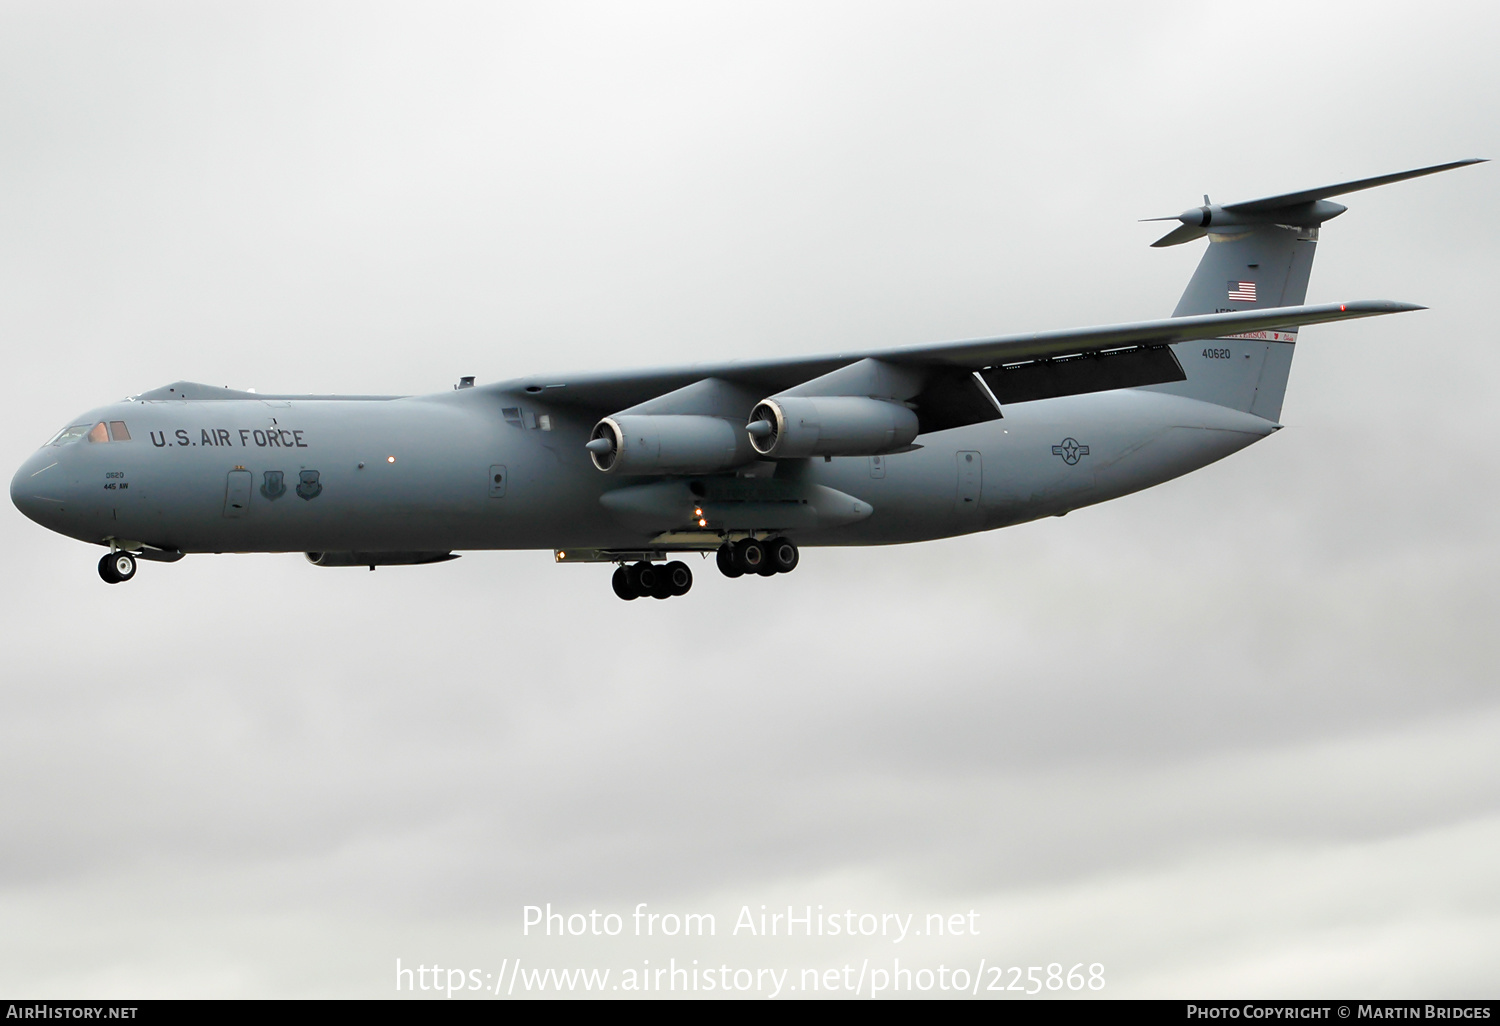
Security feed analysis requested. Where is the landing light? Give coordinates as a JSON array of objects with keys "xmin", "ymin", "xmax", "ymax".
[{"xmin": 387, "ymin": 456, "xmax": 396, "ymax": 463}]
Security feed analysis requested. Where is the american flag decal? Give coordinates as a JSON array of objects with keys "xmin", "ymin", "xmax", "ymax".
[{"xmin": 1227, "ymin": 280, "xmax": 1257, "ymax": 302}]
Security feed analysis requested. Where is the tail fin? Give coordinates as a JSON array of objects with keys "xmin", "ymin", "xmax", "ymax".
[{"xmin": 1143, "ymin": 159, "xmax": 1484, "ymax": 421}]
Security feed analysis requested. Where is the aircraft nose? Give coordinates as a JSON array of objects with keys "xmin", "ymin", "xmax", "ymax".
[{"xmin": 11, "ymin": 451, "xmax": 70, "ymax": 530}]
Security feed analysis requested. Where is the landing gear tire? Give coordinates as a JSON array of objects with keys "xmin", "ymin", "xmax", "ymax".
[
  {"xmin": 733, "ymin": 537, "xmax": 767, "ymax": 575},
  {"xmin": 716, "ymin": 545, "xmax": 743, "ymax": 579},
  {"xmin": 611, "ymin": 565, "xmax": 638, "ymax": 600},
  {"xmin": 614, "ymin": 560, "xmax": 691, "ymax": 600},
  {"xmin": 99, "ymin": 551, "xmax": 136, "ymax": 584},
  {"xmin": 664, "ymin": 560, "xmax": 693, "ymax": 596},
  {"xmin": 650, "ymin": 567, "xmax": 674, "ymax": 600},
  {"xmin": 767, "ymin": 536, "xmax": 799, "ymax": 574},
  {"xmin": 628, "ymin": 560, "xmax": 658, "ymax": 596}
]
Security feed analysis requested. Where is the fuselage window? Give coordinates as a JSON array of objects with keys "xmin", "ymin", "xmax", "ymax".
[
  {"xmin": 108, "ymin": 421, "xmax": 131, "ymax": 441},
  {"xmin": 502, "ymin": 407, "xmax": 523, "ymax": 428},
  {"xmin": 86, "ymin": 422, "xmax": 109, "ymax": 443},
  {"xmin": 47, "ymin": 424, "xmax": 92, "ymax": 446}
]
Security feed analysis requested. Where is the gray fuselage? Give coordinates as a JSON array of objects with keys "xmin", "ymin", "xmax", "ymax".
[{"xmin": 11, "ymin": 385, "xmax": 1276, "ymax": 557}]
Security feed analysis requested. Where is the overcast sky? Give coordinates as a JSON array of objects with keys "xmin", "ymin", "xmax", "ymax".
[{"xmin": 1, "ymin": 0, "xmax": 1497, "ymax": 999}]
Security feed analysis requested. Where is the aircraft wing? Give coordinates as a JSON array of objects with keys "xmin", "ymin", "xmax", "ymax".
[
  {"xmin": 488, "ymin": 300, "xmax": 1420, "ymax": 425},
  {"xmin": 869, "ymin": 300, "xmax": 1419, "ymax": 367}
]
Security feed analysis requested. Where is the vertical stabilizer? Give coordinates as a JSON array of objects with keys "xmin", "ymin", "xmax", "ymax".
[
  {"xmin": 1150, "ymin": 223, "xmax": 1318, "ymax": 421},
  {"xmin": 1141, "ymin": 159, "xmax": 1484, "ymax": 421}
]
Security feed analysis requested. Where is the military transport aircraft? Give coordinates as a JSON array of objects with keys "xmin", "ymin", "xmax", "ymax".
[{"xmin": 11, "ymin": 160, "xmax": 1484, "ymax": 600}]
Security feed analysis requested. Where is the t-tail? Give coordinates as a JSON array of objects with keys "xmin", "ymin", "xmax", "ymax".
[{"xmin": 1141, "ymin": 159, "xmax": 1485, "ymax": 421}]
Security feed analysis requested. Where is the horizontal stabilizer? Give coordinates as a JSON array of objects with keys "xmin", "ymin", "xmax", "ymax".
[
  {"xmin": 1144, "ymin": 159, "xmax": 1486, "ymax": 246},
  {"xmin": 1151, "ymin": 222, "xmax": 1208, "ymax": 248},
  {"xmin": 1223, "ymin": 158, "xmax": 1486, "ymax": 214}
]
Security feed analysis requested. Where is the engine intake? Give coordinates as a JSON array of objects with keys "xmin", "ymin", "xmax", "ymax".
[
  {"xmin": 746, "ymin": 396, "xmax": 919, "ymax": 459},
  {"xmin": 588, "ymin": 415, "xmax": 748, "ymax": 475}
]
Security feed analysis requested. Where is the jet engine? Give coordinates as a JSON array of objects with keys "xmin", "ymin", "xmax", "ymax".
[
  {"xmin": 746, "ymin": 396, "xmax": 919, "ymax": 459},
  {"xmin": 586, "ymin": 415, "xmax": 748, "ymax": 474}
]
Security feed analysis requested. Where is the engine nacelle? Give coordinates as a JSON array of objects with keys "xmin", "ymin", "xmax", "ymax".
[
  {"xmin": 747, "ymin": 396, "xmax": 919, "ymax": 459},
  {"xmin": 587, "ymin": 415, "xmax": 749, "ymax": 475}
]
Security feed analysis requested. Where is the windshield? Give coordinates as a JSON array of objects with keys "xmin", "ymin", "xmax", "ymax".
[{"xmin": 47, "ymin": 424, "xmax": 92, "ymax": 446}]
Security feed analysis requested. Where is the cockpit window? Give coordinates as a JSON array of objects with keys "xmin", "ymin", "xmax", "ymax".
[
  {"xmin": 87, "ymin": 422, "xmax": 109, "ymax": 443},
  {"xmin": 47, "ymin": 424, "xmax": 92, "ymax": 446},
  {"xmin": 109, "ymin": 421, "xmax": 131, "ymax": 441}
]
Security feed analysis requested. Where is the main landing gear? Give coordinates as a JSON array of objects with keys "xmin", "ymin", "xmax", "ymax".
[
  {"xmin": 98, "ymin": 551, "xmax": 137, "ymax": 584},
  {"xmin": 716, "ymin": 536, "xmax": 799, "ymax": 579},
  {"xmin": 607, "ymin": 537, "xmax": 800, "ymax": 600},
  {"xmin": 612, "ymin": 560, "xmax": 694, "ymax": 601}
]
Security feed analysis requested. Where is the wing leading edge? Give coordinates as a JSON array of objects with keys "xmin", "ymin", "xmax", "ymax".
[{"xmin": 487, "ymin": 300, "xmax": 1422, "ymax": 427}]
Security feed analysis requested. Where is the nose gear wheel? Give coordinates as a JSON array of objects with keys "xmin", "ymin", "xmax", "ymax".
[{"xmin": 98, "ymin": 551, "xmax": 137, "ymax": 584}]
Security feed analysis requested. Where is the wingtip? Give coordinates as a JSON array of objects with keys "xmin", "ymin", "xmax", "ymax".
[{"xmin": 1341, "ymin": 300, "xmax": 1427, "ymax": 314}]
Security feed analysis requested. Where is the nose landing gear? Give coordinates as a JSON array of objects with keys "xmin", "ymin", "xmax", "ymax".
[{"xmin": 98, "ymin": 551, "xmax": 137, "ymax": 584}]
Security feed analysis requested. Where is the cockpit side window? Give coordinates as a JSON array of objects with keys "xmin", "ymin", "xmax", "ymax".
[
  {"xmin": 86, "ymin": 422, "xmax": 109, "ymax": 443},
  {"xmin": 109, "ymin": 421, "xmax": 131, "ymax": 441},
  {"xmin": 47, "ymin": 424, "xmax": 92, "ymax": 446}
]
